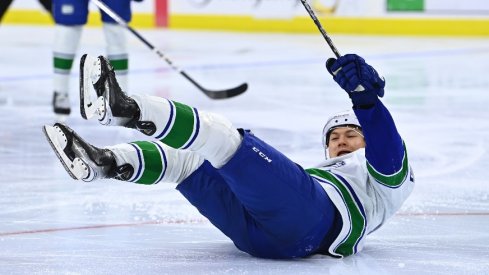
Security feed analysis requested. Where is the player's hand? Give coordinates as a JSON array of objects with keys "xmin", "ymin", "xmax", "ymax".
[{"xmin": 326, "ymin": 54, "xmax": 385, "ymax": 108}]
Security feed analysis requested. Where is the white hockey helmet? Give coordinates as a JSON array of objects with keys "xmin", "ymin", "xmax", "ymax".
[{"xmin": 322, "ymin": 110, "xmax": 362, "ymax": 155}]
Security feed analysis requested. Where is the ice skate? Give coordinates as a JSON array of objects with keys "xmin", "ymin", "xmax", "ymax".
[
  {"xmin": 79, "ymin": 54, "xmax": 139, "ymax": 127},
  {"xmin": 52, "ymin": 91, "xmax": 71, "ymax": 116},
  {"xmin": 42, "ymin": 123, "xmax": 120, "ymax": 182}
]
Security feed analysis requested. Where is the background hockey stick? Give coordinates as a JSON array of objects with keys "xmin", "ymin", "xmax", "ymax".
[
  {"xmin": 300, "ymin": 0, "xmax": 367, "ymax": 92},
  {"xmin": 91, "ymin": 0, "xmax": 247, "ymax": 99},
  {"xmin": 299, "ymin": 0, "xmax": 340, "ymax": 58}
]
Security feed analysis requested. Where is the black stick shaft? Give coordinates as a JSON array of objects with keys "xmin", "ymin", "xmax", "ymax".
[
  {"xmin": 300, "ymin": 0, "xmax": 341, "ymax": 58},
  {"xmin": 92, "ymin": 0, "xmax": 183, "ymax": 72},
  {"xmin": 91, "ymin": 0, "xmax": 247, "ymax": 99}
]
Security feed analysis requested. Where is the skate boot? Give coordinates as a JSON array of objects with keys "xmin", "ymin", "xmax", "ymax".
[
  {"xmin": 79, "ymin": 54, "xmax": 140, "ymax": 127},
  {"xmin": 43, "ymin": 123, "xmax": 134, "ymax": 182},
  {"xmin": 52, "ymin": 91, "xmax": 71, "ymax": 116}
]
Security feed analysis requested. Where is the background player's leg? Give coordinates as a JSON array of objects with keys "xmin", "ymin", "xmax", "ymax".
[
  {"xmin": 52, "ymin": 24, "xmax": 82, "ymax": 116},
  {"xmin": 102, "ymin": 23, "xmax": 128, "ymax": 91},
  {"xmin": 52, "ymin": 0, "xmax": 88, "ymax": 116},
  {"xmin": 100, "ymin": 0, "xmax": 131, "ymax": 91}
]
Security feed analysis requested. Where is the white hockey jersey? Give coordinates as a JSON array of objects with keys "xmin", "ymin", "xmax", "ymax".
[{"xmin": 306, "ymin": 102, "xmax": 415, "ymax": 257}]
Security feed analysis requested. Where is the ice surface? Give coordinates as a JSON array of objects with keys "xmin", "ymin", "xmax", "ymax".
[{"xmin": 0, "ymin": 25, "xmax": 488, "ymax": 274}]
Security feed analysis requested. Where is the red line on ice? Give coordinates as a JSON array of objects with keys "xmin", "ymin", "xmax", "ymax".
[
  {"xmin": 0, "ymin": 212, "xmax": 487, "ymax": 236},
  {"xmin": 0, "ymin": 219, "xmax": 207, "ymax": 236}
]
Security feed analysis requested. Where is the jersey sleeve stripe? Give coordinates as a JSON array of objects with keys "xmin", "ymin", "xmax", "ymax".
[
  {"xmin": 333, "ymin": 173, "xmax": 368, "ymax": 253},
  {"xmin": 306, "ymin": 168, "xmax": 367, "ymax": 256},
  {"xmin": 366, "ymin": 142, "xmax": 409, "ymax": 188}
]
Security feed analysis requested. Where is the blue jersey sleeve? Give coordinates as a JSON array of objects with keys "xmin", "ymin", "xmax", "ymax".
[{"xmin": 353, "ymin": 100, "xmax": 405, "ymax": 175}]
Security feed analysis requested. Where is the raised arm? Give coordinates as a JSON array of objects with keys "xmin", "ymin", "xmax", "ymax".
[{"xmin": 326, "ymin": 54, "xmax": 405, "ymax": 176}]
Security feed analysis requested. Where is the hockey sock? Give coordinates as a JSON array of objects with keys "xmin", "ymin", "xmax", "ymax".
[
  {"xmin": 107, "ymin": 141, "xmax": 204, "ymax": 185},
  {"xmin": 132, "ymin": 95, "xmax": 242, "ymax": 168},
  {"xmin": 53, "ymin": 24, "xmax": 82, "ymax": 94},
  {"xmin": 103, "ymin": 23, "xmax": 128, "ymax": 91}
]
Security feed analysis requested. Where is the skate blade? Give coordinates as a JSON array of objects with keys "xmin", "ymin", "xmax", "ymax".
[
  {"xmin": 80, "ymin": 55, "xmax": 101, "ymax": 120},
  {"xmin": 42, "ymin": 125, "xmax": 90, "ymax": 181}
]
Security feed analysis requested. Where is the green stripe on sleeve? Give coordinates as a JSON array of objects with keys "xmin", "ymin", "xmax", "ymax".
[
  {"xmin": 132, "ymin": 141, "xmax": 163, "ymax": 185},
  {"xmin": 306, "ymin": 168, "xmax": 366, "ymax": 256},
  {"xmin": 366, "ymin": 143, "xmax": 409, "ymax": 188},
  {"xmin": 160, "ymin": 101, "xmax": 195, "ymax": 149}
]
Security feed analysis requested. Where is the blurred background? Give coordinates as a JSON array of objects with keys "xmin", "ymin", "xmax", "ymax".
[{"xmin": 4, "ymin": 0, "xmax": 489, "ymax": 34}]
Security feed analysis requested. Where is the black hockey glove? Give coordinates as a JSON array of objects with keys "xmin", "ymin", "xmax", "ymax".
[{"xmin": 326, "ymin": 54, "xmax": 385, "ymax": 109}]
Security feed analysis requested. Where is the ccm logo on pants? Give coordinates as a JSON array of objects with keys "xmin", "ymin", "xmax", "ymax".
[{"xmin": 252, "ymin": 147, "xmax": 272, "ymax": 163}]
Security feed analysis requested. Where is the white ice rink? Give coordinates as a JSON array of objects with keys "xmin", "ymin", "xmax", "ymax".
[{"xmin": 0, "ymin": 25, "xmax": 488, "ymax": 274}]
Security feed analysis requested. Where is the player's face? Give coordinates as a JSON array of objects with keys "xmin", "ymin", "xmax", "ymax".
[{"xmin": 327, "ymin": 127, "xmax": 365, "ymax": 158}]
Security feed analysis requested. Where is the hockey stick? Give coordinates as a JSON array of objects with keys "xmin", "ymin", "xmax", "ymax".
[
  {"xmin": 91, "ymin": 0, "xmax": 247, "ymax": 99},
  {"xmin": 299, "ymin": 0, "xmax": 340, "ymax": 58},
  {"xmin": 300, "ymin": 0, "xmax": 367, "ymax": 92}
]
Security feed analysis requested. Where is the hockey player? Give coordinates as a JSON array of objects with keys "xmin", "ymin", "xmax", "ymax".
[
  {"xmin": 43, "ymin": 53, "xmax": 414, "ymax": 258},
  {"xmin": 52, "ymin": 0, "xmax": 141, "ymax": 116}
]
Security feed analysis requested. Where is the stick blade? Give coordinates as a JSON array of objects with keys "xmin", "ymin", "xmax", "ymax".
[{"xmin": 202, "ymin": 83, "xmax": 248, "ymax": 100}]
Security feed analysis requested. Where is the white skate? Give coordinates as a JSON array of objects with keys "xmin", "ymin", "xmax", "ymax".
[
  {"xmin": 79, "ymin": 54, "xmax": 139, "ymax": 127},
  {"xmin": 42, "ymin": 123, "xmax": 117, "ymax": 182}
]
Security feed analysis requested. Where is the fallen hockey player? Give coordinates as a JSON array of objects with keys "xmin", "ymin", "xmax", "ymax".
[{"xmin": 43, "ymin": 53, "xmax": 414, "ymax": 258}]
